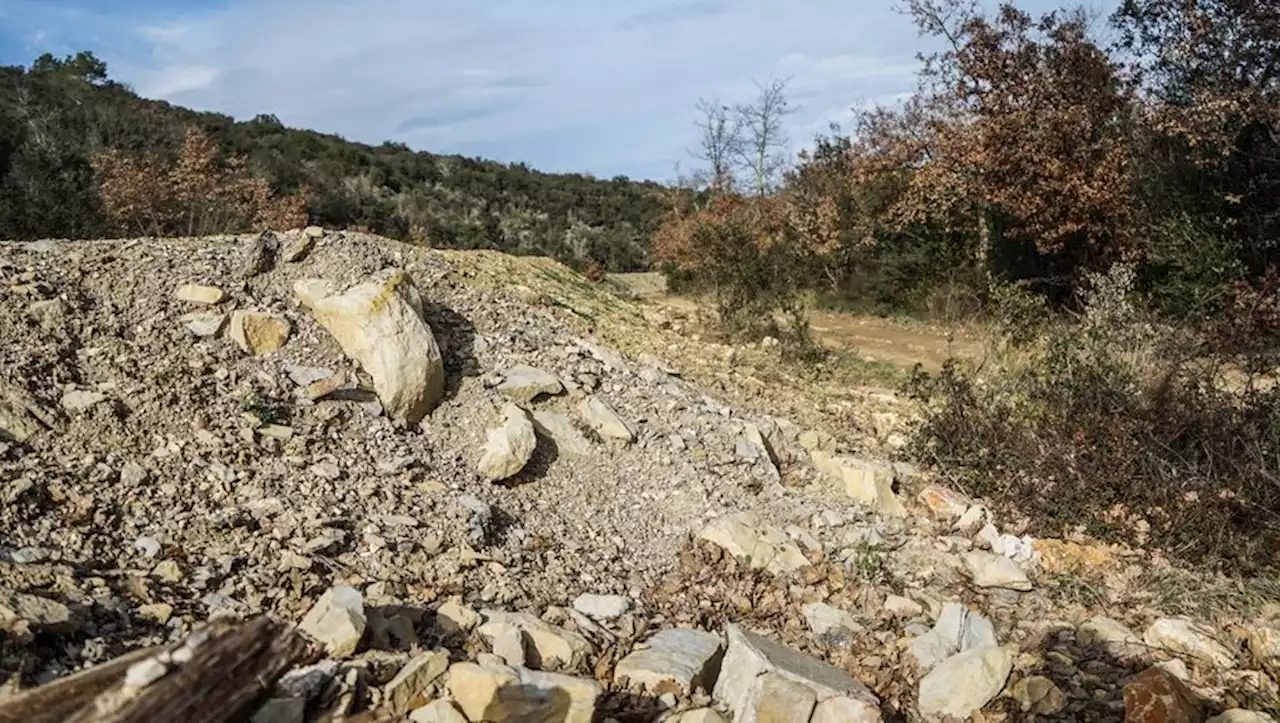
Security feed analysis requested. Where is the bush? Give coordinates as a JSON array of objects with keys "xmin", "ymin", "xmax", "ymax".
[{"xmin": 908, "ymin": 264, "xmax": 1280, "ymax": 574}]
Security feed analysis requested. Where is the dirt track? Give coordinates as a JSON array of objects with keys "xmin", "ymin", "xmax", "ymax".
[{"xmin": 610, "ymin": 272, "xmax": 982, "ymax": 372}]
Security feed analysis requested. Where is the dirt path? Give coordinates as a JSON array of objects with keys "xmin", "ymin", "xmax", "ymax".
[{"xmin": 610, "ymin": 272, "xmax": 983, "ymax": 372}]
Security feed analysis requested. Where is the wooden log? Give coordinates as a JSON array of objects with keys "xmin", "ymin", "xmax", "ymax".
[{"xmin": 0, "ymin": 616, "xmax": 318, "ymax": 723}]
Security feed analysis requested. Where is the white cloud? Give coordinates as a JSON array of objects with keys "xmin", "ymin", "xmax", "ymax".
[{"xmin": 2, "ymin": 0, "xmax": 1116, "ymax": 179}]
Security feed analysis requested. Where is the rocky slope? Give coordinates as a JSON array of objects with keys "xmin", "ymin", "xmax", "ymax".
[{"xmin": 0, "ymin": 229, "xmax": 1277, "ymax": 722}]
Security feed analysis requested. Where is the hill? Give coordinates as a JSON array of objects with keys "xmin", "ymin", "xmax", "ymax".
[
  {"xmin": 0, "ymin": 52, "xmax": 667, "ymax": 272},
  {"xmin": 1, "ymin": 229, "xmax": 1278, "ymax": 721}
]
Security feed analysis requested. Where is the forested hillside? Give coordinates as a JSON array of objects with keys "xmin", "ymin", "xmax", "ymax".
[{"xmin": 0, "ymin": 52, "xmax": 666, "ymax": 272}]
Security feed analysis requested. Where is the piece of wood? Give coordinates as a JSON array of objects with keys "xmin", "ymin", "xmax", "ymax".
[
  {"xmin": 1, "ymin": 616, "xmax": 318, "ymax": 723},
  {"xmin": 0, "ymin": 645, "xmax": 161, "ymax": 723}
]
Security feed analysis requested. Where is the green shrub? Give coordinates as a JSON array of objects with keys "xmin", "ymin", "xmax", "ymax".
[{"xmin": 908, "ymin": 264, "xmax": 1280, "ymax": 574}]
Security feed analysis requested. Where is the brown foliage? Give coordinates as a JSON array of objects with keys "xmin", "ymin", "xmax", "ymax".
[
  {"xmin": 862, "ymin": 1, "xmax": 1136, "ymax": 263},
  {"xmin": 93, "ymin": 127, "xmax": 309, "ymax": 237}
]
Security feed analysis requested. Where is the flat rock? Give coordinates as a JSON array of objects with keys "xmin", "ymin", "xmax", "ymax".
[
  {"xmin": 60, "ymin": 389, "xmax": 106, "ymax": 412},
  {"xmin": 436, "ymin": 599, "xmax": 479, "ymax": 636},
  {"xmin": 478, "ymin": 610, "xmax": 593, "ymax": 671},
  {"xmin": 697, "ymin": 511, "xmax": 810, "ymax": 575},
  {"xmin": 917, "ymin": 646, "xmax": 1013, "ymax": 719},
  {"xmin": 883, "ymin": 595, "xmax": 923, "ymax": 618},
  {"xmin": 572, "ymin": 593, "xmax": 630, "ymax": 620},
  {"xmin": 284, "ymin": 364, "xmax": 334, "ymax": 386},
  {"xmin": 811, "ymin": 696, "xmax": 882, "ymax": 723},
  {"xmin": 917, "ymin": 485, "xmax": 972, "ymax": 519},
  {"xmin": 0, "ymin": 590, "xmax": 76, "ymax": 634},
  {"xmin": 531, "ymin": 410, "xmax": 593, "ymax": 457},
  {"xmin": 446, "ymin": 662, "xmax": 600, "ymax": 723},
  {"xmin": 477, "ymin": 404, "xmax": 537, "ymax": 482},
  {"xmin": 383, "ymin": 649, "xmax": 450, "ymax": 714},
  {"xmin": 1144, "ymin": 617, "xmax": 1237, "ymax": 669},
  {"xmin": 180, "ymin": 311, "xmax": 226, "ymax": 337},
  {"xmin": 714, "ymin": 624, "xmax": 879, "ymax": 723},
  {"xmin": 1011, "ymin": 675, "xmax": 1067, "ymax": 715},
  {"xmin": 1078, "ymin": 616, "xmax": 1145, "ymax": 660},
  {"xmin": 963, "ymin": 551, "xmax": 1033, "ymax": 591},
  {"xmin": 1123, "ymin": 667, "xmax": 1203, "ymax": 723},
  {"xmin": 613, "ymin": 628, "xmax": 723, "ymax": 694},
  {"xmin": 802, "ymin": 602, "xmax": 863, "ymax": 641},
  {"xmin": 229, "ymin": 310, "xmax": 291, "ymax": 355},
  {"xmin": 744, "ymin": 672, "xmax": 816, "ymax": 723},
  {"xmin": 298, "ymin": 585, "xmax": 367, "ymax": 657},
  {"xmin": 810, "ymin": 451, "xmax": 906, "ymax": 517},
  {"xmin": 173, "ymin": 284, "xmax": 225, "ymax": 305},
  {"xmin": 295, "ymin": 270, "xmax": 444, "ymax": 425},
  {"xmin": 578, "ymin": 396, "xmax": 634, "ymax": 442},
  {"xmin": 907, "ymin": 602, "xmax": 997, "ymax": 671},
  {"xmin": 498, "ymin": 365, "xmax": 564, "ymax": 403},
  {"xmin": 409, "ymin": 700, "xmax": 468, "ymax": 723}
]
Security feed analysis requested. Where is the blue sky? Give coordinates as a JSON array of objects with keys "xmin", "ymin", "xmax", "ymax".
[{"xmin": 0, "ymin": 0, "xmax": 1116, "ymax": 181}]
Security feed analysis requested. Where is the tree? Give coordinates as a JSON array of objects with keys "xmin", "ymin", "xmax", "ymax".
[
  {"xmin": 30, "ymin": 51, "xmax": 108, "ymax": 85},
  {"xmin": 691, "ymin": 95, "xmax": 742, "ymax": 195},
  {"xmin": 734, "ymin": 79, "xmax": 793, "ymax": 198}
]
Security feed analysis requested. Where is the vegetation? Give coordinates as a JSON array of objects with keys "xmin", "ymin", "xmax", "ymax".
[{"xmin": 0, "ymin": 52, "xmax": 666, "ymax": 271}]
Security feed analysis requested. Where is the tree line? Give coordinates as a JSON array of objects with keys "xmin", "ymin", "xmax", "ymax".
[
  {"xmin": 655, "ymin": 0, "xmax": 1279, "ymax": 339},
  {"xmin": 0, "ymin": 52, "xmax": 667, "ymax": 274}
]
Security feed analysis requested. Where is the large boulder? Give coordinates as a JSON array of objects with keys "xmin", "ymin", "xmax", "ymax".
[{"xmin": 295, "ymin": 270, "xmax": 444, "ymax": 426}]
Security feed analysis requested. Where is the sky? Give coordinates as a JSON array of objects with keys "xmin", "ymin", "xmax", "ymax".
[{"xmin": 0, "ymin": 0, "xmax": 1116, "ymax": 181}]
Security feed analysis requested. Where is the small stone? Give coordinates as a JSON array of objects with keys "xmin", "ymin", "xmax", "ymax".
[
  {"xmin": 436, "ymin": 599, "xmax": 479, "ymax": 636},
  {"xmin": 811, "ymin": 696, "xmax": 882, "ymax": 722},
  {"xmin": 174, "ymin": 284, "xmax": 225, "ymax": 305},
  {"xmin": 614, "ymin": 628, "xmax": 723, "ymax": 694},
  {"xmin": 278, "ymin": 661, "xmax": 339, "ymax": 701},
  {"xmin": 383, "ymin": 650, "xmax": 450, "ymax": 714},
  {"xmin": 498, "ymin": 365, "xmax": 564, "ymax": 403},
  {"xmin": 279, "ymin": 551, "xmax": 311, "ymax": 571},
  {"xmin": 802, "ymin": 602, "xmax": 863, "ymax": 640},
  {"xmin": 1123, "ymin": 667, "xmax": 1202, "ymax": 723},
  {"xmin": 120, "ymin": 461, "xmax": 149, "ymax": 486},
  {"xmin": 134, "ymin": 536, "xmax": 162, "ymax": 558},
  {"xmin": 962, "ymin": 551, "xmax": 1033, "ymax": 591},
  {"xmin": 180, "ymin": 311, "xmax": 226, "ymax": 337},
  {"xmin": 0, "ymin": 590, "xmax": 77, "ymax": 634},
  {"xmin": 251, "ymin": 699, "xmax": 306, "ymax": 723},
  {"xmin": 531, "ymin": 410, "xmax": 593, "ymax": 457},
  {"xmin": 303, "ymin": 373, "xmax": 346, "ymax": 401},
  {"xmin": 1012, "ymin": 675, "xmax": 1067, "ymax": 715},
  {"xmin": 229, "ymin": 310, "xmax": 291, "ymax": 355},
  {"xmin": 917, "ymin": 485, "xmax": 972, "ymax": 519},
  {"xmin": 883, "ymin": 595, "xmax": 923, "ymax": 618},
  {"xmin": 917, "ymin": 646, "xmax": 1013, "ymax": 719},
  {"xmin": 696, "ymin": 512, "xmax": 809, "ymax": 575},
  {"xmin": 310, "ymin": 462, "xmax": 342, "ymax": 480},
  {"xmin": 124, "ymin": 657, "xmax": 169, "ymax": 688},
  {"xmin": 714, "ymin": 625, "xmax": 878, "ymax": 723},
  {"xmin": 477, "ymin": 610, "xmax": 593, "ymax": 671},
  {"xmin": 284, "ymin": 364, "xmax": 334, "ymax": 386},
  {"xmin": 257, "ymin": 425, "xmax": 294, "ymax": 440},
  {"xmin": 1144, "ymin": 617, "xmax": 1237, "ymax": 669},
  {"xmin": 61, "ymin": 389, "xmax": 107, "ymax": 412},
  {"xmin": 283, "ymin": 231, "xmax": 318, "ymax": 263},
  {"xmin": 151, "ymin": 559, "xmax": 184, "ymax": 583},
  {"xmin": 138, "ymin": 603, "xmax": 174, "ymax": 624},
  {"xmin": 578, "ymin": 396, "xmax": 634, "ymax": 442},
  {"xmin": 299, "ymin": 586, "xmax": 367, "ymax": 657},
  {"xmin": 572, "ymin": 593, "xmax": 630, "ymax": 621},
  {"xmin": 477, "ymin": 404, "xmax": 537, "ymax": 482},
  {"xmin": 1079, "ymin": 616, "xmax": 1144, "ymax": 660},
  {"xmin": 447, "ymin": 662, "xmax": 600, "ymax": 723},
  {"xmin": 409, "ymin": 699, "xmax": 469, "ymax": 723},
  {"xmin": 1157, "ymin": 658, "xmax": 1191, "ymax": 680}
]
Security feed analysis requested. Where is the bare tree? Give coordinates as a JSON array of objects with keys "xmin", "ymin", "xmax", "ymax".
[
  {"xmin": 734, "ymin": 78, "xmax": 793, "ymax": 197},
  {"xmin": 691, "ymin": 95, "xmax": 742, "ymax": 195}
]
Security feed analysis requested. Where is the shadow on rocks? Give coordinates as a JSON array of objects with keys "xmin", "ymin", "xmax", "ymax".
[{"xmin": 422, "ymin": 299, "xmax": 478, "ymax": 404}]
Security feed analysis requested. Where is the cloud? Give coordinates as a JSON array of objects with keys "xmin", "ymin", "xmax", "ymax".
[{"xmin": 0, "ymin": 0, "xmax": 1115, "ymax": 180}]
